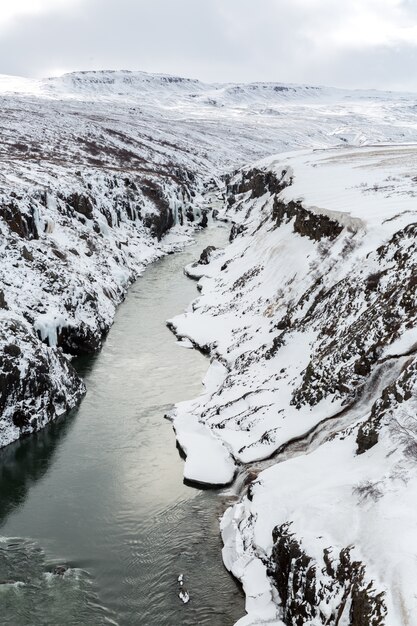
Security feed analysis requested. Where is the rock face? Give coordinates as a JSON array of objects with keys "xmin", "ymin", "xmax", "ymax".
[
  {"xmin": 197, "ymin": 245, "xmax": 217, "ymax": 265},
  {"xmin": 273, "ymin": 197, "xmax": 344, "ymax": 241},
  {"xmin": 270, "ymin": 525, "xmax": 386, "ymax": 626},
  {"xmin": 1, "ymin": 202, "xmax": 39, "ymax": 240},
  {"xmin": 170, "ymin": 146, "xmax": 417, "ymax": 625},
  {"xmin": 4, "ymin": 71, "xmax": 417, "ymax": 622},
  {"xmin": 3, "ymin": 70, "xmax": 417, "ymax": 449},
  {"xmin": 0, "ymin": 95, "xmax": 212, "ymax": 448},
  {"xmin": 0, "ymin": 318, "xmax": 85, "ymax": 448},
  {"xmin": 0, "ymin": 167, "xmax": 201, "ymax": 447}
]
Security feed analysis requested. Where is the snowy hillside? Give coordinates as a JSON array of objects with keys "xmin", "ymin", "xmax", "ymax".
[
  {"xmin": 1, "ymin": 69, "xmax": 416, "ymax": 449},
  {"xmin": 169, "ymin": 143, "xmax": 417, "ymax": 624},
  {"xmin": 2, "ymin": 68, "xmax": 417, "ymax": 624}
]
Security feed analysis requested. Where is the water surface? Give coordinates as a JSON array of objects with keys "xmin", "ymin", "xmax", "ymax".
[{"xmin": 0, "ymin": 223, "xmax": 244, "ymax": 625}]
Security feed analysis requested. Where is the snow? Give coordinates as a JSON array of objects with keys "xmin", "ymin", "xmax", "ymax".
[
  {"xmin": 223, "ymin": 427, "xmax": 417, "ymax": 624},
  {"xmin": 177, "ymin": 573, "xmax": 190, "ymax": 604},
  {"xmin": 176, "ymin": 338, "xmax": 194, "ymax": 349},
  {"xmin": 2, "ymin": 69, "xmax": 417, "ymax": 623},
  {"xmin": 34, "ymin": 311, "xmax": 68, "ymax": 348},
  {"xmin": 173, "ymin": 410, "xmax": 235, "ymax": 486},
  {"xmin": 169, "ymin": 141, "xmax": 417, "ymax": 623},
  {"xmin": 382, "ymin": 325, "xmax": 417, "ymax": 359},
  {"xmin": 170, "ymin": 142, "xmax": 417, "ymax": 474},
  {"xmin": 179, "ymin": 589, "xmax": 190, "ymax": 604},
  {"xmin": 270, "ymin": 144, "xmax": 417, "ymax": 236}
]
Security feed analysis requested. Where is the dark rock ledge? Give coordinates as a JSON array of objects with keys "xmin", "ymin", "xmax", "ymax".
[{"xmin": 269, "ymin": 523, "xmax": 386, "ymax": 626}]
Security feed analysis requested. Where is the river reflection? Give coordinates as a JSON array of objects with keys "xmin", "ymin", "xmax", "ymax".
[{"xmin": 0, "ymin": 224, "xmax": 244, "ymax": 625}]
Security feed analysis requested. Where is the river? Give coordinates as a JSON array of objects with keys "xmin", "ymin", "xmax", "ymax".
[{"xmin": 0, "ymin": 222, "xmax": 244, "ymax": 625}]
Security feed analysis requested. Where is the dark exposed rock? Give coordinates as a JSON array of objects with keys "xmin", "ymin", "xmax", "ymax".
[
  {"xmin": 270, "ymin": 523, "xmax": 387, "ymax": 626},
  {"xmin": 12, "ymin": 410, "xmax": 29, "ymax": 429},
  {"xmin": 144, "ymin": 208, "xmax": 174, "ymax": 240},
  {"xmin": 0, "ymin": 290, "xmax": 8, "ymax": 310},
  {"xmin": 1, "ymin": 203, "xmax": 39, "ymax": 239},
  {"xmin": 57, "ymin": 323, "xmax": 104, "ymax": 356},
  {"xmin": 51, "ymin": 248, "xmax": 67, "ymax": 261},
  {"xmin": 198, "ymin": 209, "xmax": 208, "ymax": 228},
  {"xmin": 357, "ymin": 357, "xmax": 417, "ymax": 454},
  {"xmin": 228, "ymin": 167, "xmax": 289, "ymax": 199},
  {"xmin": 4, "ymin": 343, "xmax": 21, "ymax": 357},
  {"xmin": 142, "ymin": 181, "xmax": 174, "ymax": 240},
  {"xmin": 229, "ymin": 222, "xmax": 246, "ymax": 242},
  {"xmin": 185, "ymin": 207, "xmax": 195, "ymax": 223},
  {"xmin": 356, "ymin": 422, "xmax": 380, "ymax": 454},
  {"xmin": 66, "ymin": 193, "xmax": 94, "ymax": 220},
  {"xmin": 198, "ymin": 246, "xmax": 216, "ymax": 265},
  {"xmin": 366, "ymin": 271, "xmax": 384, "ymax": 291},
  {"xmin": 272, "ymin": 198, "xmax": 344, "ymax": 241},
  {"xmin": 0, "ymin": 318, "xmax": 85, "ymax": 445},
  {"xmin": 22, "ymin": 246, "xmax": 34, "ymax": 262}
]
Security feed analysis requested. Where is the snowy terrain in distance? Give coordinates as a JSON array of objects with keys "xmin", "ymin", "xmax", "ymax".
[{"xmin": 1, "ymin": 69, "xmax": 417, "ymax": 624}]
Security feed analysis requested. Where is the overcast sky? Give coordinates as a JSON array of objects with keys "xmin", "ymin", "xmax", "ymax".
[{"xmin": 1, "ymin": 0, "xmax": 417, "ymax": 90}]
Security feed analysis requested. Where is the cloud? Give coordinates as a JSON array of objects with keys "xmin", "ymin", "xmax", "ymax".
[
  {"xmin": 0, "ymin": 0, "xmax": 416, "ymax": 90},
  {"xmin": 0, "ymin": 0, "xmax": 82, "ymax": 30}
]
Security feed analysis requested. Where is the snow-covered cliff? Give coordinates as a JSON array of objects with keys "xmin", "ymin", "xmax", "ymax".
[
  {"xmin": 2, "ymin": 68, "xmax": 417, "ymax": 623},
  {"xmin": 3, "ymin": 69, "xmax": 416, "ymax": 449},
  {"xmin": 169, "ymin": 144, "xmax": 417, "ymax": 624}
]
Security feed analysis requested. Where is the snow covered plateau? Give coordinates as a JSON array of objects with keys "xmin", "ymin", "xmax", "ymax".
[{"xmin": 2, "ymin": 70, "xmax": 417, "ymax": 624}]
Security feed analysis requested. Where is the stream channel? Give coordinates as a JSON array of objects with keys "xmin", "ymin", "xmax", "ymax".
[{"xmin": 0, "ymin": 221, "xmax": 244, "ymax": 625}]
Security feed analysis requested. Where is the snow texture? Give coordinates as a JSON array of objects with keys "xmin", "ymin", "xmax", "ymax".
[
  {"xmin": 171, "ymin": 144, "xmax": 417, "ymax": 624},
  {"xmin": 2, "ymin": 69, "xmax": 417, "ymax": 624},
  {"xmin": 4, "ymin": 69, "xmax": 414, "ymax": 448}
]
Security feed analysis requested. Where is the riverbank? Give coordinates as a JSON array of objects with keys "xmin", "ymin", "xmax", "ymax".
[
  {"xmin": 0, "ymin": 222, "xmax": 246, "ymax": 625},
  {"xmin": 168, "ymin": 145, "xmax": 417, "ymax": 624}
]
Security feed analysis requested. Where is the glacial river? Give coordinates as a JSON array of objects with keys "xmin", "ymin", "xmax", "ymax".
[{"xmin": 0, "ymin": 223, "xmax": 244, "ymax": 625}]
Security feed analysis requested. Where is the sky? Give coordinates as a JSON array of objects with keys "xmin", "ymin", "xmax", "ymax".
[{"xmin": 0, "ymin": 0, "xmax": 417, "ymax": 90}]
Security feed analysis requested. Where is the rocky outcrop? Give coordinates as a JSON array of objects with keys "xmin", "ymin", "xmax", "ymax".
[
  {"xmin": 66, "ymin": 193, "xmax": 94, "ymax": 220},
  {"xmin": 142, "ymin": 181, "xmax": 175, "ymax": 240},
  {"xmin": 57, "ymin": 323, "xmax": 104, "ymax": 356},
  {"xmin": 270, "ymin": 524, "xmax": 386, "ymax": 626},
  {"xmin": 0, "ymin": 155, "xmax": 202, "ymax": 448},
  {"xmin": 357, "ymin": 357, "xmax": 417, "ymax": 454},
  {"xmin": 1, "ymin": 202, "xmax": 39, "ymax": 240},
  {"xmin": 227, "ymin": 167, "xmax": 290, "ymax": 199},
  {"xmin": 170, "ymin": 147, "xmax": 417, "ymax": 624},
  {"xmin": 291, "ymin": 223, "xmax": 417, "ymax": 409},
  {"xmin": 197, "ymin": 245, "xmax": 216, "ymax": 265},
  {"xmin": 272, "ymin": 197, "xmax": 344, "ymax": 241},
  {"xmin": 0, "ymin": 318, "xmax": 85, "ymax": 448}
]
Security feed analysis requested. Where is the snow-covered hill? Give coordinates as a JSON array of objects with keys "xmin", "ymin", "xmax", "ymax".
[
  {"xmin": 2, "ymin": 69, "xmax": 417, "ymax": 624},
  {"xmin": 168, "ymin": 143, "xmax": 417, "ymax": 624},
  {"xmin": 1, "ymin": 69, "xmax": 414, "ymax": 450}
]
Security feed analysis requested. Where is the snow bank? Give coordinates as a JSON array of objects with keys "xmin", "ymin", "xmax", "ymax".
[{"xmin": 171, "ymin": 144, "xmax": 417, "ymax": 623}]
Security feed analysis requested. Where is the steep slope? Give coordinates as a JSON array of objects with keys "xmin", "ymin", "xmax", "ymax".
[
  {"xmin": 0, "ymin": 73, "xmax": 214, "ymax": 448},
  {"xmin": 168, "ymin": 144, "xmax": 417, "ymax": 624},
  {"xmin": 2, "ymin": 68, "xmax": 417, "ymax": 622},
  {"xmin": 3, "ymin": 70, "xmax": 417, "ymax": 449}
]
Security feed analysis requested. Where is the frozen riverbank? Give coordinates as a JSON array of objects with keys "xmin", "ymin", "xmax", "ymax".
[
  {"xmin": 169, "ymin": 144, "xmax": 417, "ymax": 624},
  {"xmin": 3, "ymin": 69, "xmax": 417, "ymax": 450},
  {"xmin": 3, "ymin": 69, "xmax": 417, "ymax": 625}
]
